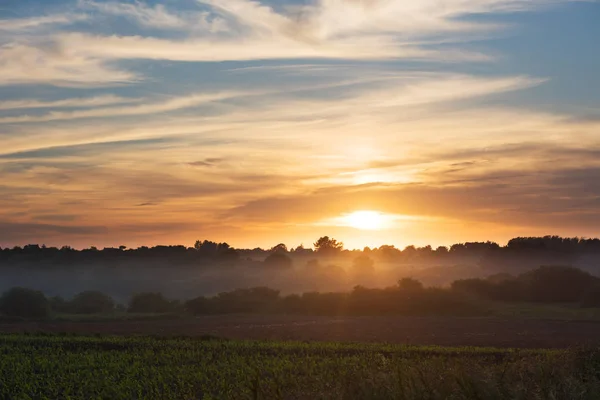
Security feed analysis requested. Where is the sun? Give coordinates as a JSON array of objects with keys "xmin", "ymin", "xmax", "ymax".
[{"xmin": 343, "ymin": 210, "xmax": 387, "ymax": 231}]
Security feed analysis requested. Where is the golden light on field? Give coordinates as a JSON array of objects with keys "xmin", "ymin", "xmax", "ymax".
[{"xmin": 342, "ymin": 210, "xmax": 389, "ymax": 231}]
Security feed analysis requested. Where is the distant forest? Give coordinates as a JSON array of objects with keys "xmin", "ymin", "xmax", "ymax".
[
  {"xmin": 3, "ymin": 265, "xmax": 600, "ymax": 319},
  {"xmin": 2, "ymin": 236, "xmax": 600, "ymax": 270},
  {"xmin": 3, "ymin": 236, "xmax": 600, "ymax": 301}
]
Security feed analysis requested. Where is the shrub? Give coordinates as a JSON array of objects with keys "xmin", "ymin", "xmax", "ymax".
[
  {"xmin": 128, "ymin": 292, "xmax": 177, "ymax": 313},
  {"xmin": 398, "ymin": 277, "xmax": 424, "ymax": 291},
  {"xmin": 0, "ymin": 287, "xmax": 49, "ymax": 318},
  {"xmin": 263, "ymin": 252, "xmax": 292, "ymax": 269},
  {"xmin": 212, "ymin": 287, "xmax": 281, "ymax": 313},
  {"xmin": 184, "ymin": 296, "xmax": 212, "ymax": 315},
  {"xmin": 452, "ymin": 277, "xmax": 526, "ymax": 302},
  {"xmin": 520, "ymin": 266, "xmax": 598, "ymax": 302},
  {"xmin": 49, "ymin": 296, "xmax": 70, "ymax": 313},
  {"xmin": 70, "ymin": 291, "xmax": 115, "ymax": 314}
]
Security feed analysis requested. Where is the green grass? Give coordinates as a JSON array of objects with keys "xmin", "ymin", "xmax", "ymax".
[{"xmin": 1, "ymin": 334, "xmax": 599, "ymax": 399}]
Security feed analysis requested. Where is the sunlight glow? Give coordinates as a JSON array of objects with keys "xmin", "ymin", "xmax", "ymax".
[{"xmin": 342, "ymin": 210, "xmax": 388, "ymax": 231}]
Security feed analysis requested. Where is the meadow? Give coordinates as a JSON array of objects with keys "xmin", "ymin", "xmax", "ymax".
[{"xmin": 1, "ymin": 334, "xmax": 599, "ymax": 400}]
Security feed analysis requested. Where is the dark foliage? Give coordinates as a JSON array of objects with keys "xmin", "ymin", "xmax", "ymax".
[
  {"xmin": 128, "ymin": 292, "xmax": 180, "ymax": 314},
  {"xmin": 0, "ymin": 287, "xmax": 49, "ymax": 318},
  {"xmin": 313, "ymin": 236, "xmax": 343, "ymax": 255},
  {"xmin": 398, "ymin": 277, "xmax": 424, "ymax": 291},
  {"xmin": 4, "ymin": 236, "xmax": 600, "ymax": 274},
  {"xmin": 185, "ymin": 281, "xmax": 481, "ymax": 316},
  {"xmin": 7, "ymin": 264, "xmax": 600, "ymax": 318},
  {"xmin": 263, "ymin": 252, "xmax": 293, "ymax": 269},
  {"xmin": 69, "ymin": 291, "xmax": 115, "ymax": 314},
  {"xmin": 49, "ymin": 296, "xmax": 70, "ymax": 313},
  {"xmin": 452, "ymin": 266, "xmax": 599, "ymax": 303}
]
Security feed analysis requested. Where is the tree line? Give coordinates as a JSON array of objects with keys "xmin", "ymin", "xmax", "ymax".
[
  {"xmin": 3, "ymin": 266, "xmax": 600, "ymax": 319},
  {"xmin": 2, "ymin": 236, "xmax": 600, "ymax": 268}
]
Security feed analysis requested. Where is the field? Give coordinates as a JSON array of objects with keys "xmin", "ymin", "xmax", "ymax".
[
  {"xmin": 2, "ymin": 334, "xmax": 600, "ymax": 399},
  {"xmin": 4, "ymin": 314, "xmax": 600, "ymax": 399},
  {"xmin": 3, "ymin": 314, "xmax": 600, "ymax": 348}
]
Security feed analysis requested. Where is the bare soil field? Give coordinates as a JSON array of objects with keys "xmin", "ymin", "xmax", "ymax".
[{"xmin": 2, "ymin": 315, "xmax": 600, "ymax": 348}]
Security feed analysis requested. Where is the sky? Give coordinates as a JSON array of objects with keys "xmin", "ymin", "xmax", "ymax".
[{"xmin": 0, "ymin": 0, "xmax": 599, "ymax": 250}]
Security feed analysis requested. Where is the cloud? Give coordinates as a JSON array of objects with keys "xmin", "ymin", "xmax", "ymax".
[
  {"xmin": 79, "ymin": 0, "xmax": 229, "ymax": 32},
  {"xmin": 334, "ymin": 74, "xmax": 547, "ymax": 108},
  {"xmin": 0, "ymin": 221, "xmax": 107, "ymax": 243},
  {"xmin": 0, "ymin": 73, "xmax": 540, "ymax": 124},
  {"xmin": 81, "ymin": 0, "xmax": 186, "ymax": 29},
  {"xmin": 54, "ymin": 32, "xmax": 482, "ymax": 63},
  {"xmin": 188, "ymin": 158, "xmax": 224, "ymax": 167},
  {"xmin": 2, "ymin": 0, "xmax": 577, "ymax": 87},
  {"xmin": 0, "ymin": 14, "xmax": 88, "ymax": 31},
  {"xmin": 0, "ymin": 0, "xmax": 587, "ymax": 89},
  {"xmin": 2, "ymin": 102, "xmax": 599, "ymax": 246},
  {"xmin": 223, "ymin": 163, "xmax": 600, "ymax": 231},
  {"xmin": 1, "ymin": 0, "xmax": 597, "ymax": 248},
  {"xmin": 0, "ymin": 95, "xmax": 141, "ymax": 111},
  {"xmin": 0, "ymin": 138, "xmax": 177, "ymax": 160},
  {"xmin": 0, "ymin": 43, "xmax": 137, "ymax": 87},
  {"xmin": 0, "ymin": 91, "xmax": 250, "ymax": 123}
]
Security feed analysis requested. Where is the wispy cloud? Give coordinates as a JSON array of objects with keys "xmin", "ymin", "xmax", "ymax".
[
  {"xmin": 0, "ymin": 91, "xmax": 249, "ymax": 123},
  {"xmin": 0, "ymin": 95, "xmax": 140, "ymax": 111},
  {"xmin": 81, "ymin": 0, "xmax": 185, "ymax": 29},
  {"xmin": 0, "ymin": 13, "xmax": 88, "ymax": 31},
  {"xmin": 0, "ymin": 74, "xmax": 542, "ymax": 124},
  {"xmin": 55, "ymin": 32, "xmax": 484, "ymax": 63},
  {"xmin": 79, "ymin": 0, "xmax": 229, "ymax": 32},
  {"xmin": 0, "ymin": 43, "xmax": 137, "ymax": 87},
  {"xmin": 1, "ymin": 0, "xmax": 577, "ymax": 86}
]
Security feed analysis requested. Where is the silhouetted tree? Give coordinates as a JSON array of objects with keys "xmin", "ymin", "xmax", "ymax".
[
  {"xmin": 521, "ymin": 266, "xmax": 596, "ymax": 302},
  {"xmin": 398, "ymin": 277, "xmax": 424, "ymax": 291},
  {"xmin": 211, "ymin": 287, "xmax": 280, "ymax": 313},
  {"xmin": 49, "ymin": 296, "xmax": 70, "ymax": 313},
  {"xmin": 128, "ymin": 292, "xmax": 177, "ymax": 313},
  {"xmin": 314, "ymin": 236, "xmax": 343, "ymax": 255},
  {"xmin": 270, "ymin": 243, "xmax": 288, "ymax": 253},
  {"xmin": 352, "ymin": 254, "xmax": 374, "ymax": 273},
  {"xmin": 402, "ymin": 245, "xmax": 417, "ymax": 259},
  {"xmin": 263, "ymin": 252, "xmax": 293, "ymax": 269},
  {"xmin": 435, "ymin": 246, "xmax": 449, "ymax": 255},
  {"xmin": 0, "ymin": 287, "xmax": 49, "ymax": 318},
  {"xmin": 70, "ymin": 291, "xmax": 115, "ymax": 314}
]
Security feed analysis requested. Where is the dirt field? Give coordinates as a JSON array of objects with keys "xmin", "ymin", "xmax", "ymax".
[{"xmin": 2, "ymin": 315, "xmax": 600, "ymax": 348}]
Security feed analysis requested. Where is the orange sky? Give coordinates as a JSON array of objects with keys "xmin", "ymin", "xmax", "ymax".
[{"xmin": 1, "ymin": 0, "xmax": 600, "ymax": 249}]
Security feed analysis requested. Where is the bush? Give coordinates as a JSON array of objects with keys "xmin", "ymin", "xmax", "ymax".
[
  {"xmin": 128, "ymin": 292, "xmax": 178, "ymax": 313},
  {"xmin": 0, "ymin": 287, "xmax": 49, "ymax": 318},
  {"xmin": 49, "ymin": 296, "xmax": 70, "ymax": 313},
  {"xmin": 212, "ymin": 287, "xmax": 281, "ymax": 313},
  {"xmin": 184, "ymin": 296, "xmax": 212, "ymax": 315},
  {"xmin": 69, "ymin": 291, "xmax": 115, "ymax": 314},
  {"xmin": 521, "ymin": 266, "xmax": 598, "ymax": 302},
  {"xmin": 398, "ymin": 277, "xmax": 424, "ymax": 291},
  {"xmin": 263, "ymin": 253, "xmax": 292, "ymax": 269}
]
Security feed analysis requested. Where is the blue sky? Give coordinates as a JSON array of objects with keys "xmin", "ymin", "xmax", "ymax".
[{"xmin": 0, "ymin": 0, "xmax": 599, "ymax": 249}]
